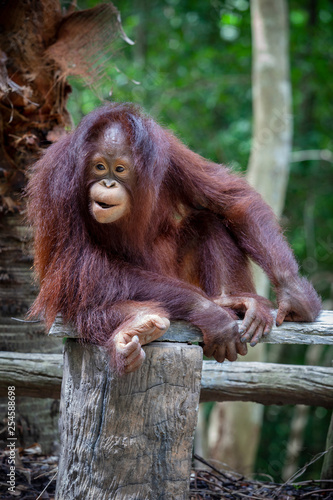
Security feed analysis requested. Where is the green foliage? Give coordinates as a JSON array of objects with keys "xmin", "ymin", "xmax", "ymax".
[
  {"xmin": 285, "ymin": 0, "xmax": 333, "ymax": 305},
  {"xmin": 66, "ymin": 0, "xmax": 253, "ymax": 165},
  {"xmin": 66, "ymin": 0, "xmax": 333, "ymax": 304},
  {"xmin": 256, "ymin": 404, "xmax": 331, "ymax": 483},
  {"xmin": 64, "ymin": 0, "xmax": 333, "ymax": 482}
]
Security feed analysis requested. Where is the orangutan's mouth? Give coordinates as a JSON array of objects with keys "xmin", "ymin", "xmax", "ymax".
[{"xmin": 96, "ymin": 201, "xmax": 116, "ymax": 209}]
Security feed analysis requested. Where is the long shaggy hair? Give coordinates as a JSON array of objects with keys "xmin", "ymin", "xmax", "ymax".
[{"xmin": 27, "ymin": 103, "xmax": 321, "ymax": 350}]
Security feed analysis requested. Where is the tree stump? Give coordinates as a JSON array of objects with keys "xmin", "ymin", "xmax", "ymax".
[{"xmin": 56, "ymin": 336, "xmax": 203, "ymax": 500}]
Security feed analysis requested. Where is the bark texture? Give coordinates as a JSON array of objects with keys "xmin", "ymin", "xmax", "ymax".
[
  {"xmin": 0, "ymin": 0, "xmax": 70, "ymax": 454},
  {"xmin": 56, "ymin": 340, "xmax": 202, "ymax": 500},
  {"xmin": 50, "ymin": 311, "xmax": 333, "ymax": 345},
  {"xmin": 247, "ymin": 0, "xmax": 292, "ymax": 215},
  {"xmin": 1, "ymin": 353, "xmax": 332, "ymax": 409},
  {"xmin": 0, "ymin": 0, "xmax": 127, "ymax": 452},
  {"xmin": 200, "ymin": 361, "xmax": 333, "ymax": 408}
]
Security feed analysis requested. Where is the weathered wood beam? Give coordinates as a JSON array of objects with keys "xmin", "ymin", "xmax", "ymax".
[
  {"xmin": 49, "ymin": 310, "xmax": 333, "ymax": 345},
  {"xmin": 200, "ymin": 360, "xmax": 333, "ymax": 408},
  {"xmin": 56, "ymin": 340, "xmax": 202, "ymax": 499},
  {"xmin": 1, "ymin": 351, "xmax": 332, "ymax": 408},
  {"xmin": 0, "ymin": 352, "xmax": 62, "ymax": 399}
]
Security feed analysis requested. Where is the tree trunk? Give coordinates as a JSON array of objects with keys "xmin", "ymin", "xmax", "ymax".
[
  {"xmin": 247, "ymin": 0, "xmax": 292, "ymax": 214},
  {"xmin": 56, "ymin": 340, "xmax": 202, "ymax": 500},
  {"xmin": 0, "ymin": 0, "xmax": 70, "ymax": 454},
  {"xmin": 282, "ymin": 344, "xmax": 323, "ymax": 480},
  {"xmin": 321, "ymin": 413, "xmax": 333, "ymax": 484},
  {"xmin": 0, "ymin": 0, "xmax": 127, "ymax": 452},
  {"xmin": 208, "ymin": 0, "xmax": 293, "ymax": 475}
]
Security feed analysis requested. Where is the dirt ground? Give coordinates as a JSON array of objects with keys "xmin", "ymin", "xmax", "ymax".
[{"xmin": 0, "ymin": 450, "xmax": 332, "ymax": 499}]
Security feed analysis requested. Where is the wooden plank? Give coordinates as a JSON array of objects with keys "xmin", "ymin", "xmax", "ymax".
[
  {"xmin": 49, "ymin": 310, "xmax": 333, "ymax": 345},
  {"xmin": 48, "ymin": 315, "xmax": 202, "ymax": 342},
  {"xmin": 0, "ymin": 351, "xmax": 62, "ymax": 399},
  {"xmin": 0, "ymin": 352, "xmax": 332, "ymax": 408},
  {"xmin": 200, "ymin": 360, "xmax": 333, "ymax": 408},
  {"xmin": 56, "ymin": 340, "xmax": 202, "ymax": 500}
]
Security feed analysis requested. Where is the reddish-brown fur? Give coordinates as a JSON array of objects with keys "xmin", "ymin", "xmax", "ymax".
[{"xmin": 27, "ymin": 103, "xmax": 321, "ymax": 364}]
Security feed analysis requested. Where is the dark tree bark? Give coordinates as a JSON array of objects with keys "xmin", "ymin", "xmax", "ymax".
[{"xmin": 0, "ymin": 0, "xmax": 128, "ymax": 452}]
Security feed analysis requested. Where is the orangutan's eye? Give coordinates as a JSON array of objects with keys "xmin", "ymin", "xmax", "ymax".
[{"xmin": 115, "ymin": 165, "xmax": 125, "ymax": 173}]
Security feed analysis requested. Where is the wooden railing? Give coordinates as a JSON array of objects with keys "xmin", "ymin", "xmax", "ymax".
[
  {"xmin": 0, "ymin": 311, "xmax": 332, "ymax": 406},
  {"xmin": 0, "ymin": 310, "xmax": 332, "ymax": 499}
]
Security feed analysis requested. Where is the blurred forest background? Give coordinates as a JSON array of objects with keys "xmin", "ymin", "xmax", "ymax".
[{"xmin": 64, "ymin": 0, "xmax": 333, "ymax": 481}]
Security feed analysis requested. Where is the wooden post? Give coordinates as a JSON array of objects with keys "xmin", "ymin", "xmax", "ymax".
[
  {"xmin": 46, "ymin": 312, "xmax": 333, "ymax": 497},
  {"xmin": 55, "ymin": 332, "xmax": 202, "ymax": 500}
]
